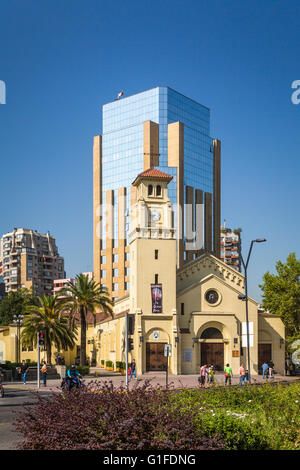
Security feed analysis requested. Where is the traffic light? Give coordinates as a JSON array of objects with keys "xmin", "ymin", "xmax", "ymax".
[
  {"xmin": 38, "ymin": 331, "xmax": 45, "ymax": 347},
  {"xmin": 128, "ymin": 337, "xmax": 134, "ymax": 351},
  {"xmin": 128, "ymin": 314, "xmax": 135, "ymax": 335}
]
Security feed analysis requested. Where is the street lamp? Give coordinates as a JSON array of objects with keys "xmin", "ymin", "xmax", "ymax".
[
  {"xmin": 13, "ymin": 314, "xmax": 24, "ymax": 364},
  {"xmin": 238, "ymin": 238, "xmax": 266, "ymax": 384}
]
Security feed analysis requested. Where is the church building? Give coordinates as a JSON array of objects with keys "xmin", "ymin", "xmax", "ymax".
[{"xmin": 97, "ymin": 169, "xmax": 285, "ymax": 376}]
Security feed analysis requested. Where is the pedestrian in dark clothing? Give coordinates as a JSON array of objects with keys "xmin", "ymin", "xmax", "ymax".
[
  {"xmin": 20, "ymin": 360, "xmax": 29, "ymax": 384},
  {"xmin": 130, "ymin": 359, "xmax": 137, "ymax": 379},
  {"xmin": 268, "ymin": 361, "xmax": 274, "ymax": 379}
]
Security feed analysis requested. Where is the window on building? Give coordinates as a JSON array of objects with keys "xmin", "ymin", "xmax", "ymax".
[
  {"xmin": 156, "ymin": 185, "xmax": 161, "ymax": 197},
  {"xmin": 101, "ymin": 270, "xmax": 106, "ymax": 278},
  {"xmin": 113, "ymin": 268, "xmax": 118, "ymax": 277},
  {"xmin": 181, "ymin": 303, "xmax": 185, "ymax": 315},
  {"xmin": 155, "ymin": 250, "xmax": 158, "ymax": 259},
  {"xmin": 125, "ymin": 282, "xmax": 130, "ymax": 291},
  {"xmin": 148, "ymin": 184, "xmax": 153, "ymax": 196},
  {"xmin": 155, "ymin": 274, "xmax": 159, "ymax": 284},
  {"xmin": 113, "ymin": 283, "xmax": 118, "ymax": 291},
  {"xmin": 113, "ymin": 254, "xmax": 118, "ymax": 263}
]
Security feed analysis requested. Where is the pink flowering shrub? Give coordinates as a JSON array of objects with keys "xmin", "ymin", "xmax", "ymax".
[{"xmin": 14, "ymin": 380, "xmax": 223, "ymax": 450}]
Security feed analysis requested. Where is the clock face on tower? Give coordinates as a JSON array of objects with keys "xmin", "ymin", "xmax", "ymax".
[
  {"xmin": 205, "ymin": 289, "xmax": 219, "ymax": 305},
  {"xmin": 150, "ymin": 210, "xmax": 161, "ymax": 223}
]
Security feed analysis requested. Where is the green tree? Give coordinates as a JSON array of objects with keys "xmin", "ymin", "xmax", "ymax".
[
  {"xmin": 21, "ymin": 295, "xmax": 77, "ymax": 364},
  {"xmin": 259, "ymin": 253, "xmax": 300, "ymax": 343},
  {"xmin": 60, "ymin": 274, "xmax": 113, "ymax": 366},
  {"xmin": 0, "ymin": 288, "xmax": 36, "ymax": 326}
]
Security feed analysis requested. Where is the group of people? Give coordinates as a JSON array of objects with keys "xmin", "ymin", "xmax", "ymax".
[
  {"xmin": 262, "ymin": 361, "xmax": 274, "ymax": 380},
  {"xmin": 198, "ymin": 363, "xmax": 249, "ymax": 387},
  {"xmin": 18, "ymin": 359, "xmax": 48, "ymax": 386},
  {"xmin": 198, "ymin": 364, "xmax": 216, "ymax": 387}
]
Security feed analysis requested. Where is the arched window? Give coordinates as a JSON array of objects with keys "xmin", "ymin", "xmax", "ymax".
[
  {"xmin": 201, "ymin": 327, "xmax": 223, "ymax": 340},
  {"xmin": 156, "ymin": 185, "xmax": 161, "ymax": 196},
  {"xmin": 148, "ymin": 184, "xmax": 153, "ymax": 196}
]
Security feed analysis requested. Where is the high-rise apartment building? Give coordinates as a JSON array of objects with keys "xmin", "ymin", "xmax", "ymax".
[
  {"xmin": 93, "ymin": 87, "xmax": 221, "ymax": 301},
  {"xmin": 0, "ymin": 228, "xmax": 65, "ymax": 296},
  {"xmin": 220, "ymin": 222, "xmax": 242, "ymax": 272}
]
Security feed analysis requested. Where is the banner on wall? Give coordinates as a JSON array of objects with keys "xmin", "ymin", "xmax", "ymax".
[{"xmin": 151, "ymin": 284, "xmax": 162, "ymax": 313}]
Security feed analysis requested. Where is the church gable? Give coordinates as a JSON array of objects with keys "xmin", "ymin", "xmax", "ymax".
[
  {"xmin": 177, "ymin": 272, "xmax": 258, "ymax": 316},
  {"xmin": 177, "ymin": 252, "xmax": 245, "ymax": 294}
]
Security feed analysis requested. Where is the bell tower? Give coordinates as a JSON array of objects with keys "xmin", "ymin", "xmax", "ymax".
[{"xmin": 129, "ymin": 169, "xmax": 178, "ymax": 375}]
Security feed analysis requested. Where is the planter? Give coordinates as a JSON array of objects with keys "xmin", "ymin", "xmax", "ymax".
[{"xmin": 106, "ymin": 367, "xmax": 114, "ymax": 371}]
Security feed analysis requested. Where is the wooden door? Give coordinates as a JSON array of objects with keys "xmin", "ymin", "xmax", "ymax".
[
  {"xmin": 146, "ymin": 343, "xmax": 167, "ymax": 371},
  {"xmin": 258, "ymin": 344, "xmax": 272, "ymax": 374},
  {"xmin": 201, "ymin": 343, "xmax": 224, "ymax": 371}
]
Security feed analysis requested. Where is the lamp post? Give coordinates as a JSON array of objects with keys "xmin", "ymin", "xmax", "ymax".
[
  {"xmin": 238, "ymin": 239, "xmax": 266, "ymax": 384},
  {"xmin": 13, "ymin": 314, "xmax": 24, "ymax": 364}
]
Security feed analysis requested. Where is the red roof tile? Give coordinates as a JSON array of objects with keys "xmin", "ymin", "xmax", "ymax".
[{"xmin": 132, "ymin": 168, "xmax": 173, "ymax": 185}]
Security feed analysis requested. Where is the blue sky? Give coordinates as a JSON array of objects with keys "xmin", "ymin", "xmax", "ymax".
[{"xmin": 0, "ymin": 0, "xmax": 299, "ymax": 301}]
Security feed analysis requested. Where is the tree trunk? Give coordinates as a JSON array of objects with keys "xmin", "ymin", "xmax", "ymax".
[
  {"xmin": 46, "ymin": 337, "xmax": 52, "ymax": 365},
  {"xmin": 80, "ymin": 306, "xmax": 87, "ymax": 366}
]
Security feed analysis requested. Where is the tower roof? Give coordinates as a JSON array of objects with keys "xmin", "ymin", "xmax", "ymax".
[{"xmin": 132, "ymin": 168, "xmax": 173, "ymax": 186}]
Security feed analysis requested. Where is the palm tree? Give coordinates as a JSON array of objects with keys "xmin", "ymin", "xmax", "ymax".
[
  {"xmin": 21, "ymin": 295, "xmax": 77, "ymax": 365},
  {"xmin": 59, "ymin": 274, "xmax": 113, "ymax": 366}
]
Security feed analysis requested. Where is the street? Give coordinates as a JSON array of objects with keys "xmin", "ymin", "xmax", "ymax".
[{"xmin": 0, "ymin": 388, "xmax": 52, "ymax": 450}]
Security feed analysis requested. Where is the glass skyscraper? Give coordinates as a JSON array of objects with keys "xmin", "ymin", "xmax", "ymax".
[{"xmin": 93, "ymin": 86, "xmax": 221, "ymax": 300}]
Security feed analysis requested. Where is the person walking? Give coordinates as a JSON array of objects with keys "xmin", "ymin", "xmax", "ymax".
[
  {"xmin": 41, "ymin": 361, "xmax": 48, "ymax": 387},
  {"xmin": 262, "ymin": 361, "xmax": 269, "ymax": 380},
  {"xmin": 20, "ymin": 360, "xmax": 29, "ymax": 385},
  {"xmin": 239, "ymin": 363, "xmax": 247, "ymax": 387},
  {"xmin": 198, "ymin": 364, "xmax": 207, "ymax": 388},
  {"xmin": 224, "ymin": 363, "xmax": 232, "ymax": 386},
  {"xmin": 268, "ymin": 360, "xmax": 274, "ymax": 379},
  {"xmin": 207, "ymin": 365, "xmax": 215, "ymax": 386},
  {"xmin": 130, "ymin": 359, "xmax": 137, "ymax": 380}
]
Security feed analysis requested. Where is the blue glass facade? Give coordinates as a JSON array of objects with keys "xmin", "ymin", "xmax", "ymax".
[{"xmin": 101, "ymin": 87, "xmax": 213, "ymax": 246}]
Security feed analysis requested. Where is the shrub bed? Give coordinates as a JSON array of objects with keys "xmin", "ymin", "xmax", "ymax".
[
  {"xmin": 171, "ymin": 382, "xmax": 300, "ymax": 450},
  {"xmin": 76, "ymin": 366, "xmax": 89, "ymax": 376},
  {"xmin": 14, "ymin": 381, "xmax": 223, "ymax": 450}
]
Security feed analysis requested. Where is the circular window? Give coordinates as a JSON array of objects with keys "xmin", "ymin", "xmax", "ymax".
[{"xmin": 205, "ymin": 289, "xmax": 219, "ymax": 305}]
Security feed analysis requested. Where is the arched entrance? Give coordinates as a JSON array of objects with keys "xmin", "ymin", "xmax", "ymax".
[{"xmin": 200, "ymin": 327, "xmax": 224, "ymax": 371}]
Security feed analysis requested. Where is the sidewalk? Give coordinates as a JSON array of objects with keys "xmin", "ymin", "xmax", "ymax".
[{"xmin": 4, "ymin": 371, "xmax": 300, "ymax": 392}]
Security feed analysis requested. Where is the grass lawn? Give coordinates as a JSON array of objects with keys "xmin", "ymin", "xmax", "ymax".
[{"xmin": 172, "ymin": 382, "xmax": 300, "ymax": 449}]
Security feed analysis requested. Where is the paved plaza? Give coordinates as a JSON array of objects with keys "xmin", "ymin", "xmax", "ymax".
[{"xmin": 3, "ymin": 368, "xmax": 300, "ymax": 392}]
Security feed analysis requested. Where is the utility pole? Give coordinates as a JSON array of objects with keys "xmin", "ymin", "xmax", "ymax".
[
  {"xmin": 125, "ymin": 313, "xmax": 128, "ymax": 390},
  {"xmin": 166, "ymin": 346, "xmax": 169, "ymax": 389},
  {"xmin": 37, "ymin": 332, "xmax": 40, "ymax": 389},
  {"xmin": 239, "ymin": 238, "xmax": 266, "ymax": 384}
]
